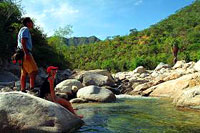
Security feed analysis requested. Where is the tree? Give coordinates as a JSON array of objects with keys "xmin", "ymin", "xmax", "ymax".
[
  {"xmin": 129, "ymin": 28, "xmax": 138, "ymax": 35},
  {"xmin": 54, "ymin": 25, "xmax": 73, "ymax": 38}
]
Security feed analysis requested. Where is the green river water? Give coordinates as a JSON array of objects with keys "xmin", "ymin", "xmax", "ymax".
[{"xmin": 74, "ymin": 95, "xmax": 200, "ymax": 133}]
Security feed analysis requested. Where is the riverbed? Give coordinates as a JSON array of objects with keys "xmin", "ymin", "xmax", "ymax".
[{"xmin": 74, "ymin": 95, "xmax": 200, "ymax": 133}]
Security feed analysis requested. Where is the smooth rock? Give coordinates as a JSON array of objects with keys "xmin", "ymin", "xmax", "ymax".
[
  {"xmin": 150, "ymin": 73, "xmax": 199, "ymax": 98},
  {"xmin": 77, "ymin": 85, "xmax": 116, "ymax": 102},
  {"xmin": 0, "ymin": 92, "xmax": 84, "ymax": 132},
  {"xmin": 82, "ymin": 73, "xmax": 110, "ymax": 86},
  {"xmin": 55, "ymin": 79, "xmax": 83, "ymax": 94},
  {"xmin": 173, "ymin": 86, "xmax": 200, "ymax": 108}
]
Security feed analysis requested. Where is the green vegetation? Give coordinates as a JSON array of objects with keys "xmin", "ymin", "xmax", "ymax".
[
  {"xmin": 53, "ymin": 0, "xmax": 200, "ymax": 72},
  {"xmin": 1, "ymin": 0, "xmax": 200, "ymax": 72}
]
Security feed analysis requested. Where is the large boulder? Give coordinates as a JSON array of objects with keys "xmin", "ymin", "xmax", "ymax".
[
  {"xmin": 0, "ymin": 82, "xmax": 15, "ymax": 88},
  {"xmin": 82, "ymin": 73, "xmax": 111, "ymax": 86},
  {"xmin": 71, "ymin": 69, "xmax": 115, "ymax": 85},
  {"xmin": 35, "ymin": 68, "xmax": 47, "ymax": 86},
  {"xmin": 77, "ymin": 85, "xmax": 116, "ymax": 102},
  {"xmin": 149, "ymin": 73, "xmax": 200, "ymax": 98},
  {"xmin": 0, "ymin": 92, "xmax": 84, "ymax": 132},
  {"xmin": 55, "ymin": 79, "xmax": 83, "ymax": 94},
  {"xmin": 87, "ymin": 69, "xmax": 114, "ymax": 82},
  {"xmin": 56, "ymin": 69, "xmax": 72, "ymax": 83},
  {"xmin": 173, "ymin": 86, "xmax": 200, "ymax": 108},
  {"xmin": 2, "ymin": 61, "xmax": 21, "ymax": 76},
  {"xmin": 0, "ymin": 71, "xmax": 19, "ymax": 82}
]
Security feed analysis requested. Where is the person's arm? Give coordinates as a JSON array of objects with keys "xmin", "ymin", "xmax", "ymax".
[
  {"xmin": 21, "ymin": 38, "xmax": 29, "ymax": 55},
  {"xmin": 48, "ymin": 77, "xmax": 57, "ymax": 102},
  {"xmin": 21, "ymin": 28, "xmax": 31, "ymax": 60},
  {"xmin": 22, "ymin": 38, "xmax": 31, "ymax": 61}
]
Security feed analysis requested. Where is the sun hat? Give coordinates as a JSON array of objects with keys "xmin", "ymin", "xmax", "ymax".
[{"xmin": 47, "ymin": 66, "xmax": 58, "ymax": 73}]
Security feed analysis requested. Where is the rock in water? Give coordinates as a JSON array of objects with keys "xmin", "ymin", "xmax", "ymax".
[
  {"xmin": 0, "ymin": 92, "xmax": 84, "ymax": 132},
  {"xmin": 77, "ymin": 85, "xmax": 116, "ymax": 102}
]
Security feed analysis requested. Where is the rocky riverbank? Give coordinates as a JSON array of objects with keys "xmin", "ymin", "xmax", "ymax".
[{"xmin": 1, "ymin": 60, "xmax": 200, "ymax": 131}]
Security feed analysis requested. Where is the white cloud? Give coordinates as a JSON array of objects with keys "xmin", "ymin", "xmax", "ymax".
[
  {"xmin": 44, "ymin": 3, "xmax": 79, "ymax": 19},
  {"xmin": 134, "ymin": 0, "xmax": 143, "ymax": 6},
  {"xmin": 21, "ymin": 0, "xmax": 80, "ymax": 36}
]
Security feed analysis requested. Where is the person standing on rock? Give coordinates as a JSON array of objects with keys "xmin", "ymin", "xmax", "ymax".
[
  {"xmin": 171, "ymin": 39, "xmax": 179, "ymax": 64},
  {"xmin": 17, "ymin": 17, "xmax": 38, "ymax": 93},
  {"xmin": 39, "ymin": 66, "xmax": 83, "ymax": 119}
]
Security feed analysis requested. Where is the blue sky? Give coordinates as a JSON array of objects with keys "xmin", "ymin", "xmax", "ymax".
[{"xmin": 21, "ymin": 0, "xmax": 194, "ymax": 40}]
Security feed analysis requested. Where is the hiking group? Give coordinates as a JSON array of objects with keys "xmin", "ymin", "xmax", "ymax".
[{"xmin": 15, "ymin": 17, "xmax": 82, "ymax": 119}]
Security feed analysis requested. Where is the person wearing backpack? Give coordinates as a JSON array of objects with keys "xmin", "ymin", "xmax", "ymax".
[{"xmin": 17, "ymin": 17, "xmax": 38, "ymax": 92}]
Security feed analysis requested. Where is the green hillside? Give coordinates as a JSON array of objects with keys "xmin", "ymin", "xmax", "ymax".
[{"xmin": 59, "ymin": 0, "xmax": 200, "ymax": 72}]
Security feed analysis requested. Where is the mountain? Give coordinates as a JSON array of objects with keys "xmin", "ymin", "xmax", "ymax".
[
  {"xmin": 61, "ymin": 0, "xmax": 200, "ymax": 72},
  {"xmin": 65, "ymin": 36, "xmax": 100, "ymax": 46}
]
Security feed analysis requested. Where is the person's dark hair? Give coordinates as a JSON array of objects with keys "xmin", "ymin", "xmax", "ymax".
[{"xmin": 22, "ymin": 17, "xmax": 33, "ymax": 26}]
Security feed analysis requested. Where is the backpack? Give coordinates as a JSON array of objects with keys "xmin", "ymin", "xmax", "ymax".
[{"xmin": 11, "ymin": 48, "xmax": 24, "ymax": 65}]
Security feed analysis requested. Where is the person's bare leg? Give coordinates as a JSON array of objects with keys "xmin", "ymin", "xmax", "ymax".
[
  {"xmin": 56, "ymin": 97, "xmax": 83, "ymax": 118},
  {"xmin": 20, "ymin": 72, "xmax": 27, "ymax": 92},
  {"xmin": 29, "ymin": 71, "xmax": 38, "ymax": 89}
]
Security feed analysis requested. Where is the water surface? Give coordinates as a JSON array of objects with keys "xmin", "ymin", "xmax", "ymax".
[{"xmin": 74, "ymin": 95, "xmax": 200, "ymax": 133}]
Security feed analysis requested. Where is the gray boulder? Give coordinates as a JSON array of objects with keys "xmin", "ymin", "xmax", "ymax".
[
  {"xmin": 2, "ymin": 61, "xmax": 21, "ymax": 76},
  {"xmin": 35, "ymin": 68, "xmax": 47, "ymax": 86},
  {"xmin": 0, "ymin": 92, "xmax": 84, "ymax": 132},
  {"xmin": 77, "ymin": 85, "xmax": 116, "ymax": 102},
  {"xmin": 55, "ymin": 79, "xmax": 83, "ymax": 94},
  {"xmin": 0, "ymin": 71, "xmax": 19, "ymax": 82},
  {"xmin": 71, "ymin": 69, "xmax": 115, "ymax": 85},
  {"xmin": 56, "ymin": 69, "xmax": 72, "ymax": 83},
  {"xmin": 82, "ymin": 73, "xmax": 111, "ymax": 86}
]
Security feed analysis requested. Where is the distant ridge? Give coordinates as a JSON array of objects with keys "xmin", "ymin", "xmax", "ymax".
[{"xmin": 65, "ymin": 36, "xmax": 101, "ymax": 46}]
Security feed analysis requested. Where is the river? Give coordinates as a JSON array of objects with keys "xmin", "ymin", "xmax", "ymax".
[{"xmin": 74, "ymin": 95, "xmax": 200, "ymax": 133}]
